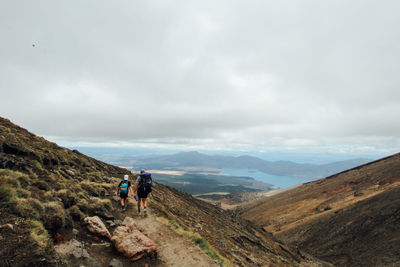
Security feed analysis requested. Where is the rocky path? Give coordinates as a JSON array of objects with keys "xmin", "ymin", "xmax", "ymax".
[{"xmin": 126, "ymin": 208, "xmax": 218, "ymax": 267}]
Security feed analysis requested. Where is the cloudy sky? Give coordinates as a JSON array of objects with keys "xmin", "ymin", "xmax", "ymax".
[{"xmin": 1, "ymin": 0, "xmax": 399, "ymax": 155}]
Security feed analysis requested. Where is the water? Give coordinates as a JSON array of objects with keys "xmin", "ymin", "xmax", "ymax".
[{"xmin": 220, "ymin": 169, "xmax": 314, "ymax": 189}]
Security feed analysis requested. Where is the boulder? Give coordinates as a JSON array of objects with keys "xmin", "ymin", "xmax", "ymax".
[
  {"xmin": 83, "ymin": 216, "xmax": 112, "ymax": 240},
  {"xmin": 55, "ymin": 239, "xmax": 99, "ymax": 267},
  {"xmin": 111, "ymin": 217, "xmax": 157, "ymax": 261}
]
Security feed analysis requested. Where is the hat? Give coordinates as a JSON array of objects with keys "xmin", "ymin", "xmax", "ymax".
[
  {"xmin": 140, "ymin": 170, "xmax": 145, "ymax": 174},
  {"xmin": 124, "ymin": 174, "xmax": 129, "ymax": 180}
]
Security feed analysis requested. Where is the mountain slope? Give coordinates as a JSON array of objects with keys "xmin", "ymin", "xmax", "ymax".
[
  {"xmin": 133, "ymin": 151, "xmax": 371, "ymax": 179},
  {"xmin": 0, "ymin": 117, "xmax": 328, "ymax": 266},
  {"xmin": 238, "ymin": 153, "xmax": 400, "ymax": 266}
]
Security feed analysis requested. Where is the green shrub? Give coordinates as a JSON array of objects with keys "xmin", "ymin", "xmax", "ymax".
[
  {"xmin": 194, "ymin": 236, "xmax": 209, "ymax": 250},
  {"xmin": 42, "ymin": 202, "xmax": 66, "ymax": 232},
  {"xmin": 57, "ymin": 189, "xmax": 76, "ymax": 208},
  {"xmin": 68, "ymin": 205, "xmax": 84, "ymax": 221},
  {"xmin": 190, "ymin": 235, "xmax": 227, "ymax": 266}
]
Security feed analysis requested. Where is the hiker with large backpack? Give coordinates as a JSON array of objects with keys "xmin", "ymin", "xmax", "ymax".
[
  {"xmin": 134, "ymin": 170, "xmax": 152, "ymax": 215},
  {"xmin": 117, "ymin": 174, "xmax": 134, "ymax": 212}
]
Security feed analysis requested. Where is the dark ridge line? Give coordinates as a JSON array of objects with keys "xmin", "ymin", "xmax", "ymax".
[
  {"xmin": 322, "ymin": 152, "xmax": 400, "ymax": 180},
  {"xmin": 0, "ymin": 117, "xmax": 33, "ymax": 134}
]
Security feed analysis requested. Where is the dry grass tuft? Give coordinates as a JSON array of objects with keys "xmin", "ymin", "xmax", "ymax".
[
  {"xmin": 0, "ymin": 184, "xmax": 15, "ymax": 205},
  {"xmin": 27, "ymin": 219, "xmax": 51, "ymax": 248}
]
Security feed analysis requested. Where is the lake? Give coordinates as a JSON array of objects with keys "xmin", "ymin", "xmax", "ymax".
[{"xmin": 220, "ymin": 169, "xmax": 315, "ymax": 188}]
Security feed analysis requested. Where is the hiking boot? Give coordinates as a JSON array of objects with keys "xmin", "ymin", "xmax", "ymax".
[
  {"xmin": 122, "ymin": 205, "xmax": 125, "ymax": 212},
  {"xmin": 143, "ymin": 207, "xmax": 147, "ymax": 214},
  {"xmin": 138, "ymin": 209, "xmax": 141, "ymax": 215}
]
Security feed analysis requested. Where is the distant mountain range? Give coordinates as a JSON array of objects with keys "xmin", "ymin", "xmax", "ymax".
[{"xmin": 134, "ymin": 151, "xmax": 372, "ymax": 179}]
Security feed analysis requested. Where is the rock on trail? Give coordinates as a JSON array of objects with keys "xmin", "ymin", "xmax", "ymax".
[
  {"xmin": 55, "ymin": 239, "xmax": 100, "ymax": 267},
  {"xmin": 111, "ymin": 217, "xmax": 157, "ymax": 262},
  {"xmin": 84, "ymin": 216, "xmax": 112, "ymax": 240}
]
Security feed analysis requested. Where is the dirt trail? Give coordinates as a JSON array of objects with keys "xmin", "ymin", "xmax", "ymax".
[{"xmin": 125, "ymin": 207, "xmax": 218, "ymax": 267}]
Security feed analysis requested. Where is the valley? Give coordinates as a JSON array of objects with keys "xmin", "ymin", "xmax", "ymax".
[
  {"xmin": 1, "ymin": 116, "xmax": 398, "ymax": 267},
  {"xmin": 76, "ymin": 149, "xmax": 372, "ymax": 180},
  {"xmin": 74, "ymin": 149, "xmax": 373, "ymax": 208}
]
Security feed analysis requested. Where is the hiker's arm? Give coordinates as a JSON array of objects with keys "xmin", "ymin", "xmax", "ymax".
[
  {"xmin": 134, "ymin": 183, "xmax": 138, "ymax": 193},
  {"xmin": 129, "ymin": 185, "xmax": 134, "ymax": 196}
]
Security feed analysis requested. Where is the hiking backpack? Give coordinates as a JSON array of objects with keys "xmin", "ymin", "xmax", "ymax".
[
  {"xmin": 119, "ymin": 181, "xmax": 129, "ymax": 195},
  {"xmin": 139, "ymin": 172, "xmax": 153, "ymax": 193}
]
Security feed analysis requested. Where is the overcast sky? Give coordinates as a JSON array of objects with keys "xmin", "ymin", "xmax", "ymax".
[{"xmin": 1, "ymin": 0, "xmax": 399, "ymax": 155}]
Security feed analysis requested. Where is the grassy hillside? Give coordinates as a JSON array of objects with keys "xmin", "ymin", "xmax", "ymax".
[
  {"xmin": 0, "ymin": 117, "xmax": 328, "ymax": 266},
  {"xmin": 238, "ymin": 153, "xmax": 400, "ymax": 266},
  {"xmin": 0, "ymin": 117, "xmax": 128, "ymax": 265}
]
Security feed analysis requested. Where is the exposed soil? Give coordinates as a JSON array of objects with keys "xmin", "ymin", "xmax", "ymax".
[
  {"xmin": 0, "ymin": 207, "xmax": 62, "ymax": 267},
  {"xmin": 130, "ymin": 208, "xmax": 218, "ymax": 266}
]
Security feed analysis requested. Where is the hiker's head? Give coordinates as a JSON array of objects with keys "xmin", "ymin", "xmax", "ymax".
[
  {"xmin": 124, "ymin": 174, "xmax": 129, "ymax": 181},
  {"xmin": 140, "ymin": 170, "xmax": 145, "ymax": 174}
]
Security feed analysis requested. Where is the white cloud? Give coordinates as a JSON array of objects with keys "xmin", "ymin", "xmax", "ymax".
[{"xmin": 1, "ymin": 0, "xmax": 400, "ymax": 155}]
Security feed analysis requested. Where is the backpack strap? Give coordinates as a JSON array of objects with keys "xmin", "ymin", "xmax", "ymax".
[{"xmin": 138, "ymin": 175, "xmax": 145, "ymax": 188}]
